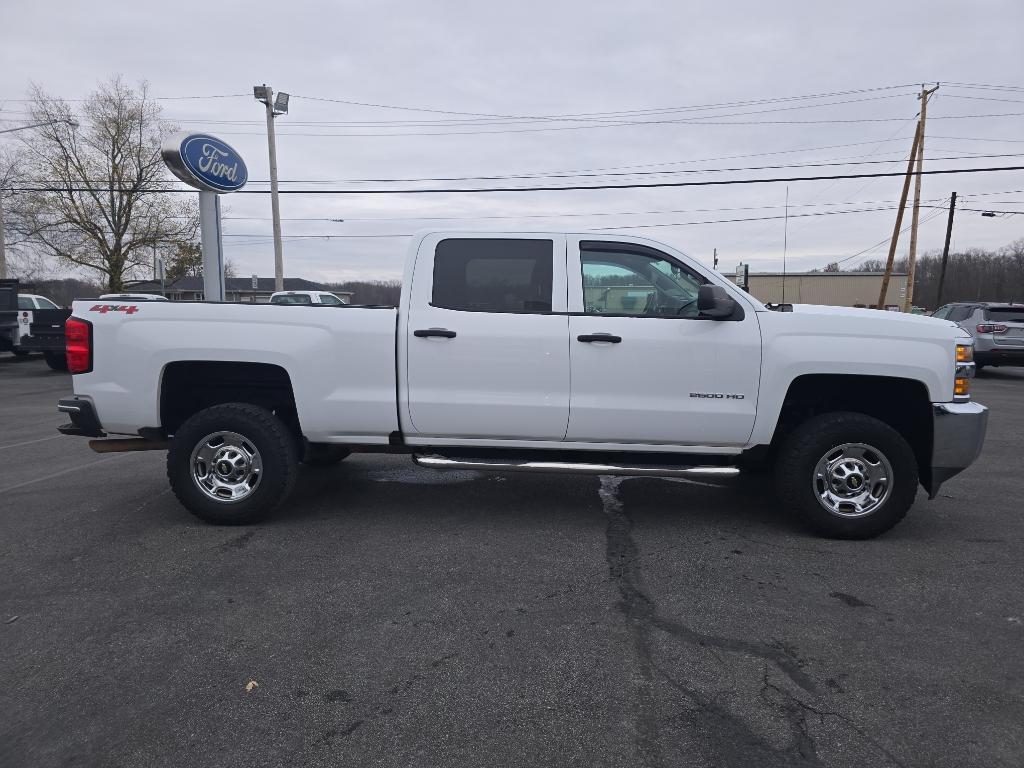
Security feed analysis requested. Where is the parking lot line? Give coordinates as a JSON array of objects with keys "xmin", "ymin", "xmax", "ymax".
[
  {"xmin": 0, "ymin": 454, "xmax": 125, "ymax": 495},
  {"xmin": 0, "ymin": 434, "xmax": 63, "ymax": 451}
]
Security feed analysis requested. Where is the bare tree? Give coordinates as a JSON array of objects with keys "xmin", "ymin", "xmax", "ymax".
[{"xmin": 15, "ymin": 77, "xmax": 198, "ymax": 291}]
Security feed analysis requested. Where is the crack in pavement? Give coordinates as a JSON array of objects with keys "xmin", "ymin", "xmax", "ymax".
[
  {"xmin": 760, "ymin": 666, "xmax": 907, "ymax": 768},
  {"xmin": 598, "ymin": 475, "xmax": 851, "ymax": 767}
]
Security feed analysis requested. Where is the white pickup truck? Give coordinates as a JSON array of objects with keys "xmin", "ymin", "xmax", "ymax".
[{"xmin": 57, "ymin": 232, "xmax": 987, "ymax": 538}]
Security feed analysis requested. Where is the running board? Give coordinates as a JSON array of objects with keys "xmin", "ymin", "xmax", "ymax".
[{"xmin": 412, "ymin": 454, "xmax": 739, "ymax": 479}]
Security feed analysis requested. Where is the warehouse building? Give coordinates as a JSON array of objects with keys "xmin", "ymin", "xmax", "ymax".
[{"xmin": 746, "ymin": 272, "xmax": 908, "ymax": 309}]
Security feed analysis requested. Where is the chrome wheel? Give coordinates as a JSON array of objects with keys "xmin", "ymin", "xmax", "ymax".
[
  {"xmin": 812, "ymin": 442, "xmax": 892, "ymax": 518},
  {"xmin": 190, "ymin": 431, "xmax": 263, "ymax": 503}
]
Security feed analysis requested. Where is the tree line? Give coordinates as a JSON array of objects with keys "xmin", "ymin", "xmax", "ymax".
[{"xmin": 845, "ymin": 240, "xmax": 1024, "ymax": 309}]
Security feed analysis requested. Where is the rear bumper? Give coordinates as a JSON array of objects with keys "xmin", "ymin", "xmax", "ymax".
[
  {"xmin": 927, "ymin": 401, "xmax": 988, "ymax": 498},
  {"xmin": 57, "ymin": 397, "xmax": 106, "ymax": 438},
  {"xmin": 976, "ymin": 347, "xmax": 1024, "ymax": 366}
]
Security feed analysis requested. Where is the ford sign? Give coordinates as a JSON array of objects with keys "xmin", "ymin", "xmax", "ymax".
[{"xmin": 161, "ymin": 132, "xmax": 248, "ymax": 193}]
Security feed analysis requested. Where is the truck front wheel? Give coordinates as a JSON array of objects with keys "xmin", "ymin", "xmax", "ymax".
[
  {"xmin": 775, "ymin": 412, "xmax": 918, "ymax": 539},
  {"xmin": 167, "ymin": 403, "xmax": 299, "ymax": 525},
  {"xmin": 303, "ymin": 443, "xmax": 351, "ymax": 467}
]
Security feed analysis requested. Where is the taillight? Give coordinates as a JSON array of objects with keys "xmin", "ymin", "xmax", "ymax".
[
  {"xmin": 65, "ymin": 317, "xmax": 92, "ymax": 374},
  {"xmin": 976, "ymin": 323, "xmax": 1008, "ymax": 334}
]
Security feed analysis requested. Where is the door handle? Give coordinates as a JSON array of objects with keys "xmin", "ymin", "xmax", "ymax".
[
  {"xmin": 414, "ymin": 328, "xmax": 457, "ymax": 339},
  {"xmin": 577, "ymin": 333, "xmax": 622, "ymax": 343}
]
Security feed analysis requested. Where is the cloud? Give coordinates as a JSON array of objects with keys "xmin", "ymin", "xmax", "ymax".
[{"xmin": 2, "ymin": 0, "xmax": 1022, "ymax": 281}]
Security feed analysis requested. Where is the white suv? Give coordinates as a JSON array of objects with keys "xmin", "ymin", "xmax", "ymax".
[
  {"xmin": 932, "ymin": 302, "xmax": 1024, "ymax": 369},
  {"xmin": 269, "ymin": 291, "xmax": 349, "ymax": 306}
]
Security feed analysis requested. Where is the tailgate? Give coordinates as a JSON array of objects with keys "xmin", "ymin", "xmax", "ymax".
[
  {"xmin": 985, "ymin": 307, "xmax": 1024, "ymax": 346},
  {"xmin": 20, "ymin": 309, "xmax": 72, "ymax": 352}
]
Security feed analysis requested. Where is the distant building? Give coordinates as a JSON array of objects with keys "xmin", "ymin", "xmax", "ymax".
[
  {"xmin": 126, "ymin": 276, "xmax": 353, "ymax": 304},
  {"xmin": 746, "ymin": 272, "xmax": 909, "ymax": 309}
]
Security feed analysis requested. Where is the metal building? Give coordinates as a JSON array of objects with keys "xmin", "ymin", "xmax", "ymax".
[{"xmin": 747, "ymin": 272, "xmax": 909, "ymax": 308}]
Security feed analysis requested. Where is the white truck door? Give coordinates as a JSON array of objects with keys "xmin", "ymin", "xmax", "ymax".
[
  {"xmin": 404, "ymin": 235, "xmax": 570, "ymax": 440},
  {"xmin": 566, "ymin": 238, "xmax": 761, "ymax": 448}
]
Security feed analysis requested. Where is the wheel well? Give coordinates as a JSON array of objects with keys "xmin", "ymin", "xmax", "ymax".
[
  {"xmin": 772, "ymin": 374, "xmax": 933, "ymax": 487},
  {"xmin": 160, "ymin": 361, "xmax": 300, "ymax": 439}
]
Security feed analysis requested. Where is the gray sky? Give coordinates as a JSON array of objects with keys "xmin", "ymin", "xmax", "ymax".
[{"xmin": 2, "ymin": 0, "xmax": 1023, "ymax": 282}]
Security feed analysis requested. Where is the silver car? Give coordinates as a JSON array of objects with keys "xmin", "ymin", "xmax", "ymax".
[{"xmin": 931, "ymin": 302, "xmax": 1024, "ymax": 370}]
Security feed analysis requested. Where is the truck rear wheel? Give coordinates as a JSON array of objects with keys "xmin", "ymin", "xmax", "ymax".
[
  {"xmin": 44, "ymin": 351, "xmax": 68, "ymax": 370},
  {"xmin": 167, "ymin": 403, "xmax": 299, "ymax": 525},
  {"xmin": 775, "ymin": 412, "xmax": 918, "ymax": 539}
]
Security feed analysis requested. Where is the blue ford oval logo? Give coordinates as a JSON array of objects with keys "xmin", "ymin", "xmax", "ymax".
[{"xmin": 161, "ymin": 132, "xmax": 248, "ymax": 193}]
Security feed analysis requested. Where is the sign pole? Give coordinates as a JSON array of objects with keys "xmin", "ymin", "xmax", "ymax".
[
  {"xmin": 162, "ymin": 131, "xmax": 247, "ymax": 303},
  {"xmin": 199, "ymin": 191, "xmax": 225, "ymax": 302}
]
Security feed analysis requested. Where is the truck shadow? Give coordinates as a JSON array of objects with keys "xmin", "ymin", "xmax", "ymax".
[{"xmin": 280, "ymin": 456, "xmax": 803, "ymax": 536}]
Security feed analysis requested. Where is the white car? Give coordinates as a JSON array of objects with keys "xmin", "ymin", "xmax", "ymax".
[
  {"xmin": 56, "ymin": 231, "xmax": 986, "ymax": 539},
  {"xmin": 269, "ymin": 290, "xmax": 349, "ymax": 306},
  {"xmin": 15, "ymin": 294, "xmax": 62, "ymax": 341},
  {"xmin": 99, "ymin": 293, "xmax": 169, "ymax": 302}
]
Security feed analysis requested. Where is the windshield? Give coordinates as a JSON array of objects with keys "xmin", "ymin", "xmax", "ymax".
[
  {"xmin": 35, "ymin": 297, "xmax": 60, "ymax": 309},
  {"xmin": 271, "ymin": 294, "xmax": 313, "ymax": 305},
  {"xmin": 319, "ymin": 293, "xmax": 345, "ymax": 305}
]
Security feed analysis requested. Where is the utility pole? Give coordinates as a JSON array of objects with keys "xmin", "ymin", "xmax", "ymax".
[
  {"xmin": 877, "ymin": 121, "xmax": 922, "ymax": 309},
  {"xmin": 935, "ymin": 191, "xmax": 957, "ymax": 306},
  {"xmin": 903, "ymin": 84, "xmax": 939, "ymax": 312},
  {"xmin": 253, "ymin": 84, "xmax": 290, "ymax": 292}
]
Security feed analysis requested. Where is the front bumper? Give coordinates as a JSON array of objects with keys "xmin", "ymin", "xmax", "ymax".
[
  {"xmin": 57, "ymin": 397, "xmax": 106, "ymax": 437},
  {"xmin": 927, "ymin": 401, "xmax": 988, "ymax": 498}
]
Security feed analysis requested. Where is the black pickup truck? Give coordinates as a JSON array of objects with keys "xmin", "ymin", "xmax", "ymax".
[{"xmin": 0, "ymin": 279, "xmax": 72, "ymax": 369}]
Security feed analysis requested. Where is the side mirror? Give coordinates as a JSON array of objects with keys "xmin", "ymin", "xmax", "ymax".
[{"xmin": 697, "ymin": 284, "xmax": 738, "ymax": 319}]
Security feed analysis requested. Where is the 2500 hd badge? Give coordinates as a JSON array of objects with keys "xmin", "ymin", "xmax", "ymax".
[{"xmin": 690, "ymin": 392, "xmax": 745, "ymax": 399}]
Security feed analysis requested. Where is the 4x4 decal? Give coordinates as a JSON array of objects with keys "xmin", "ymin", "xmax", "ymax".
[{"xmin": 89, "ymin": 304, "xmax": 139, "ymax": 315}]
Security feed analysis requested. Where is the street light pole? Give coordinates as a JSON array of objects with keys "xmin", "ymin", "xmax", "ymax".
[{"xmin": 254, "ymin": 84, "xmax": 288, "ymax": 292}]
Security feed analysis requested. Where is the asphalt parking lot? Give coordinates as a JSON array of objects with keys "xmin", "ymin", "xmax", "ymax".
[{"xmin": 1, "ymin": 354, "xmax": 1022, "ymax": 768}]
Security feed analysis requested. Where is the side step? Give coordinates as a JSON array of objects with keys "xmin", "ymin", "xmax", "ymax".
[{"xmin": 412, "ymin": 454, "xmax": 739, "ymax": 479}]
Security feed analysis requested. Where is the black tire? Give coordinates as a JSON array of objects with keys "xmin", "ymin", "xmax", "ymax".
[
  {"xmin": 167, "ymin": 403, "xmax": 299, "ymax": 525},
  {"xmin": 303, "ymin": 443, "xmax": 351, "ymax": 467},
  {"xmin": 774, "ymin": 412, "xmax": 918, "ymax": 539},
  {"xmin": 44, "ymin": 351, "xmax": 68, "ymax": 371}
]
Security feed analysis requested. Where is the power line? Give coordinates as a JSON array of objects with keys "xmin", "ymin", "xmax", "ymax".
[
  {"xmin": 209, "ymin": 111, "xmax": 1024, "ymax": 138},
  {"xmin": 217, "ymin": 203, "xmax": 946, "ymax": 242},
  {"xmin": 29, "ymin": 151, "xmax": 1019, "ymax": 187},
  {"xmin": 828, "ymin": 207, "xmax": 950, "ymax": 268},
  {"xmin": 289, "ymin": 83, "xmax": 921, "ymax": 121},
  {"xmin": 168, "ymin": 92, "xmax": 914, "ymax": 129},
  {"xmin": 0, "ymin": 93, "xmax": 250, "ymax": 102},
  {"xmin": 14, "ymin": 164, "xmax": 1024, "ymax": 196}
]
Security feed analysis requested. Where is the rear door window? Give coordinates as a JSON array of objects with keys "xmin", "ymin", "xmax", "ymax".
[
  {"xmin": 17, "ymin": 297, "xmax": 33, "ymax": 310},
  {"xmin": 947, "ymin": 306, "xmax": 974, "ymax": 323},
  {"xmin": 432, "ymin": 238, "xmax": 553, "ymax": 313}
]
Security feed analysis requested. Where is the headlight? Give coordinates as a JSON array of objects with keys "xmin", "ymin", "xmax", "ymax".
[{"xmin": 954, "ymin": 342, "xmax": 974, "ymax": 400}]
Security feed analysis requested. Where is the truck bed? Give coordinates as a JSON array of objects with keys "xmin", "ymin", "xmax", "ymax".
[{"xmin": 73, "ymin": 300, "xmax": 401, "ymax": 442}]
